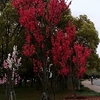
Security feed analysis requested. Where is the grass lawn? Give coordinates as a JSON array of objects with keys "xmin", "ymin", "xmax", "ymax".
[
  {"xmin": 76, "ymin": 87, "xmax": 100, "ymax": 96},
  {"xmin": 0, "ymin": 85, "xmax": 100, "ymax": 100},
  {"xmin": 0, "ymin": 86, "xmax": 68, "ymax": 100}
]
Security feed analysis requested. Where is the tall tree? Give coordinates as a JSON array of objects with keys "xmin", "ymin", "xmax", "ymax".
[
  {"xmin": 0, "ymin": 1, "xmax": 23, "ymax": 60},
  {"xmin": 12, "ymin": 0, "xmax": 91, "ymax": 99},
  {"xmin": 0, "ymin": 1, "xmax": 25, "ymax": 83}
]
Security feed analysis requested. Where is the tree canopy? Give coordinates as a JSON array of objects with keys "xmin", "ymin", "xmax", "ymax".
[{"xmin": 0, "ymin": 0, "xmax": 99, "ymax": 77}]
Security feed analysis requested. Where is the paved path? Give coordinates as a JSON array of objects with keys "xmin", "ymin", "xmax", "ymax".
[
  {"xmin": 93, "ymin": 79, "xmax": 100, "ymax": 86},
  {"xmin": 82, "ymin": 79, "xmax": 100, "ymax": 93}
]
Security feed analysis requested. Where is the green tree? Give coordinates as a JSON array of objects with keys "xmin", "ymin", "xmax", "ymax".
[
  {"xmin": 87, "ymin": 53, "xmax": 100, "ymax": 75},
  {"xmin": 74, "ymin": 15, "xmax": 99, "ymax": 50},
  {"xmin": 0, "ymin": 1, "xmax": 23, "ymax": 58}
]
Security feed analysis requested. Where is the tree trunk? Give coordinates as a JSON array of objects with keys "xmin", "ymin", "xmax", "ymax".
[
  {"xmin": 40, "ymin": 47, "xmax": 50, "ymax": 100},
  {"xmin": 71, "ymin": 75, "xmax": 76, "ymax": 98},
  {"xmin": 5, "ymin": 70, "xmax": 16, "ymax": 100}
]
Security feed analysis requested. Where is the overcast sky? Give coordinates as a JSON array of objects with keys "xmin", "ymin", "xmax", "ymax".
[{"xmin": 69, "ymin": 0, "xmax": 100, "ymax": 56}]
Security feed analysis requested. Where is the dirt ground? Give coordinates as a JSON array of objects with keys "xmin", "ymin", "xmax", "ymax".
[{"xmin": 64, "ymin": 96, "xmax": 100, "ymax": 100}]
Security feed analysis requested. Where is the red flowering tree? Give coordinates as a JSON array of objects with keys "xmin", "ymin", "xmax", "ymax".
[
  {"xmin": 12, "ymin": 0, "xmax": 91, "ymax": 99},
  {"xmin": 73, "ymin": 43, "xmax": 91, "ymax": 78},
  {"xmin": 72, "ymin": 43, "xmax": 91, "ymax": 92},
  {"xmin": 51, "ymin": 22, "xmax": 76, "ymax": 76}
]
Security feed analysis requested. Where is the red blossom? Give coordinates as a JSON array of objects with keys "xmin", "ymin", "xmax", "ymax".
[
  {"xmin": 25, "ymin": 32, "xmax": 31, "ymax": 43},
  {"xmin": 73, "ymin": 43, "xmax": 91, "ymax": 78},
  {"xmin": 77, "ymin": 67, "xmax": 86, "ymax": 78},
  {"xmin": 51, "ymin": 23, "xmax": 76, "ymax": 76},
  {"xmin": 22, "ymin": 43, "xmax": 35, "ymax": 57},
  {"xmin": 57, "ymin": 66, "xmax": 69, "ymax": 76},
  {"xmin": 33, "ymin": 59, "xmax": 42, "ymax": 73},
  {"xmin": 46, "ymin": 0, "xmax": 71, "ymax": 26},
  {"xmin": 33, "ymin": 32, "xmax": 44, "ymax": 48}
]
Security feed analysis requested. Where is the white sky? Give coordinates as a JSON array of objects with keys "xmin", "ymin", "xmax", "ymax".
[{"xmin": 69, "ymin": 0, "xmax": 100, "ymax": 57}]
